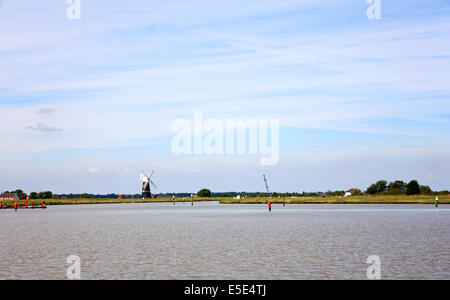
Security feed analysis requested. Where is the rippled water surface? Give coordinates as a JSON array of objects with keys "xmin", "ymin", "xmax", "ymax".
[{"xmin": 0, "ymin": 202, "xmax": 449, "ymax": 279}]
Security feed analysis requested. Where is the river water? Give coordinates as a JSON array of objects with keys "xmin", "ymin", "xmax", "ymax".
[{"xmin": 0, "ymin": 202, "xmax": 448, "ymax": 279}]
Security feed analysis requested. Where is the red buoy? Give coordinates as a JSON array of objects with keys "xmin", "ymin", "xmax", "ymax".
[{"xmin": 268, "ymin": 200, "xmax": 272, "ymax": 212}]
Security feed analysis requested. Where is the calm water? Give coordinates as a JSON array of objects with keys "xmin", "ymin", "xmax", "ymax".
[{"xmin": 0, "ymin": 202, "xmax": 449, "ymax": 280}]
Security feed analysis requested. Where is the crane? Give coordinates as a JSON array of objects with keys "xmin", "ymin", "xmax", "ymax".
[{"xmin": 263, "ymin": 174, "xmax": 272, "ymax": 198}]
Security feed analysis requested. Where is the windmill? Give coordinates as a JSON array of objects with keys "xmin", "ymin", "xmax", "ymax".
[{"xmin": 139, "ymin": 170, "xmax": 158, "ymax": 198}]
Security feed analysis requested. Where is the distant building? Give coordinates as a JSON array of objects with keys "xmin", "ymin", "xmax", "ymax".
[
  {"xmin": 0, "ymin": 193, "xmax": 27, "ymax": 201},
  {"xmin": 344, "ymin": 188, "xmax": 359, "ymax": 197}
]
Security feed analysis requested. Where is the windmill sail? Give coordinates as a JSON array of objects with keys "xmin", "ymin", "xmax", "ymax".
[
  {"xmin": 140, "ymin": 171, "xmax": 149, "ymax": 183},
  {"xmin": 150, "ymin": 180, "xmax": 158, "ymax": 190}
]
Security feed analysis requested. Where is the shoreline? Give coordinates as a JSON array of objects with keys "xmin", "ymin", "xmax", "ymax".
[
  {"xmin": 219, "ymin": 195, "xmax": 449, "ymax": 205},
  {"xmin": 2, "ymin": 195, "xmax": 447, "ymax": 206}
]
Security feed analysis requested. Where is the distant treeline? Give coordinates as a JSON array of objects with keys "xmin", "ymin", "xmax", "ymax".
[
  {"xmin": 1, "ymin": 190, "xmax": 54, "ymax": 199},
  {"xmin": 4, "ymin": 180, "xmax": 449, "ymax": 200},
  {"xmin": 364, "ymin": 179, "xmax": 448, "ymax": 196}
]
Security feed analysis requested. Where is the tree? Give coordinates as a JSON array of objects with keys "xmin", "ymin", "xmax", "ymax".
[
  {"xmin": 375, "ymin": 180, "xmax": 388, "ymax": 193},
  {"xmin": 197, "ymin": 189, "xmax": 211, "ymax": 197},
  {"xmin": 351, "ymin": 189, "xmax": 363, "ymax": 195},
  {"xmin": 29, "ymin": 192, "xmax": 38, "ymax": 199},
  {"xmin": 419, "ymin": 185, "xmax": 432, "ymax": 195},
  {"xmin": 366, "ymin": 180, "xmax": 388, "ymax": 194},
  {"xmin": 38, "ymin": 191, "xmax": 53, "ymax": 199},
  {"xmin": 387, "ymin": 181, "xmax": 406, "ymax": 194},
  {"xmin": 406, "ymin": 180, "xmax": 420, "ymax": 195},
  {"xmin": 366, "ymin": 184, "xmax": 377, "ymax": 194},
  {"xmin": 79, "ymin": 193, "xmax": 92, "ymax": 199},
  {"xmin": 332, "ymin": 191, "xmax": 344, "ymax": 196},
  {"xmin": 14, "ymin": 189, "xmax": 24, "ymax": 194}
]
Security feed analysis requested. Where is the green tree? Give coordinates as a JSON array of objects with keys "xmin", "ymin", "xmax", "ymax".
[
  {"xmin": 29, "ymin": 192, "xmax": 38, "ymax": 199},
  {"xmin": 387, "ymin": 181, "xmax": 406, "ymax": 194},
  {"xmin": 366, "ymin": 180, "xmax": 388, "ymax": 194},
  {"xmin": 366, "ymin": 184, "xmax": 377, "ymax": 194},
  {"xmin": 406, "ymin": 180, "xmax": 420, "ymax": 195},
  {"xmin": 38, "ymin": 191, "xmax": 53, "ymax": 199},
  {"xmin": 79, "ymin": 193, "xmax": 92, "ymax": 199},
  {"xmin": 419, "ymin": 185, "xmax": 432, "ymax": 195},
  {"xmin": 14, "ymin": 189, "xmax": 24, "ymax": 194},
  {"xmin": 332, "ymin": 191, "xmax": 344, "ymax": 196},
  {"xmin": 197, "ymin": 189, "xmax": 211, "ymax": 197},
  {"xmin": 350, "ymin": 189, "xmax": 362, "ymax": 195},
  {"xmin": 439, "ymin": 190, "xmax": 449, "ymax": 195}
]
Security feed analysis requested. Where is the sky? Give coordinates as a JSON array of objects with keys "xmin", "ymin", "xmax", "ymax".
[{"xmin": 0, "ymin": 0, "xmax": 449, "ymax": 194}]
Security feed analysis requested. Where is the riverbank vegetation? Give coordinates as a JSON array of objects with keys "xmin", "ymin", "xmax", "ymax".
[
  {"xmin": 3, "ymin": 179, "xmax": 448, "ymax": 206},
  {"xmin": 218, "ymin": 194, "xmax": 450, "ymax": 204},
  {"xmin": 1, "ymin": 195, "xmax": 448, "ymax": 206}
]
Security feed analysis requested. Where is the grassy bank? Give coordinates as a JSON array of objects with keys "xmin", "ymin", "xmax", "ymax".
[
  {"xmin": 1, "ymin": 197, "xmax": 185, "ymax": 206},
  {"xmin": 38, "ymin": 197, "xmax": 208, "ymax": 205},
  {"xmin": 219, "ymin": 195, "xmax": 450, "ymax": 204},
  {"xmin": 4, "ymin": 195, "xmax": 447, "ymax": 206}
]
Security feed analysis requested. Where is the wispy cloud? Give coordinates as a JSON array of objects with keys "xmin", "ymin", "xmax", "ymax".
[
  {"xmin": 26, "ymin": 123, "xmax": 63, "ymax": 133},
  {"xmin": 37, "ymin": 107, "xmax": 56, "ymax": 114},
  {"xmin": 115, "ymin": 167, "xmax": 132, "ymax": 175}
]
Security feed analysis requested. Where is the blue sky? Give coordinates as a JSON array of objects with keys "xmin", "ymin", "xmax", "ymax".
[{"xmin": 1, "ymin": 0, "xmax": 450, "ymax": 194}]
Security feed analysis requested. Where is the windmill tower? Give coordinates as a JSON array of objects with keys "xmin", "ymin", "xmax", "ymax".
[{"xmin": 139, "ymin": 170, "xmax": 158, "ymax": 198}]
